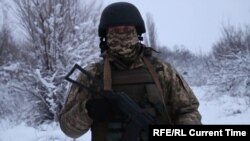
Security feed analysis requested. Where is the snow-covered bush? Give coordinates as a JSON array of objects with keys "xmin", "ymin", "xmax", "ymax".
[
  {"xmin": 208, "ymin": 25, "xmax": 250, "ymax": 98},
  {"xmin": 157, "ymin": 46, "xmax": 210, "ymax": 86},
  {"xmin": 0, "ymin": 0, "xmax": 102, "ymax": 125}
]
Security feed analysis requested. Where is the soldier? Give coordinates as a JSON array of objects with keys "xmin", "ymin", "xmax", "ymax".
[{"xmin": 59, "ymin": 2, "xmax": 202, "ymax": 141}]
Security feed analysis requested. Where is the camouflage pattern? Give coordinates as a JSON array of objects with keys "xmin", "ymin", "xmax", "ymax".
[
  {"xmin": 150, "ymin": 57, "xmax": 202, "ymax": 124},
  {"xmin": 59, "ymin": 26, "xmax": 201, "ymax": 140},
  {"xmin": 59, "ymin": 64, "xmax": 99, "ymax": 138},
  {"xmin": 107, "ymin": 26, "xmax": 142, "ymax": 65},
  {"xmin": 59, "ymin": 56, "xmax": 202, "ymax": 139}
]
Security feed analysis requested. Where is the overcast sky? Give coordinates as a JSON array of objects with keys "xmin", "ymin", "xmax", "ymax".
[
  {"xmin": 1, "ymin": 0, "xmax": 249, "ymax": 54},
  {"xmin": 104, "ymin": 0, "xmax": 250, "ymax": 54}
]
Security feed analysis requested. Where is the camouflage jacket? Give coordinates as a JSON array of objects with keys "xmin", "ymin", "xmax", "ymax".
[{"xmin": 59, "ymin": 55, "xmax": 202, "ymax": 139}]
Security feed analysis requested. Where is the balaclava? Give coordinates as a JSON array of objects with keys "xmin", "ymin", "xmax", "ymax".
[{"xmin": 106, "ymin": 26, "xmax": 143, "ymax": 66}]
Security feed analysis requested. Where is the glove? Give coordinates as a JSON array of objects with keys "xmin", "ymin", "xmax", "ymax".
[{"xmin": 86, "ymin": 98, "xmax": 113, "ymax": 122}]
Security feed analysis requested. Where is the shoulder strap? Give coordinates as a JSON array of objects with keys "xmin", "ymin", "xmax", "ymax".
[
  {"xmin": 142, "ymin": 57, "xmax": 173, "ymax": 124},
  {"xmin": 103, "ymin": 55, "xmax": 112, "ymax": 91},
  {"xmin": 142, "ymin": 57, "xmax": 164, "ymax": 96}
]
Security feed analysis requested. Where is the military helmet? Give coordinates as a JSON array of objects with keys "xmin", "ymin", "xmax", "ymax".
[{"xmin": 98, "ymin": 2, "xmax": 146, "ymax": 37}]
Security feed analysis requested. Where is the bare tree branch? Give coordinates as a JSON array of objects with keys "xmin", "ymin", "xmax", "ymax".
[{"xmin": 146, "ymin": 13, "xmax": 158, "ymax": 49}]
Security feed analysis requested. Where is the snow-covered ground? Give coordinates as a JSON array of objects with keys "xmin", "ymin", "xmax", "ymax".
[
  {"xmin": 0, "ymin": 86, "xmax": 249, "ymax": 141},
  {"xmin": 193, "ymin": 86, "xmax": 250, "ymax": 124}
]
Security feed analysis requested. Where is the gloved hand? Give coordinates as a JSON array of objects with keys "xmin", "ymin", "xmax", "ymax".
[{"xmin": 86, "ymin": 98, "xmax": 113, "ymax": 122}]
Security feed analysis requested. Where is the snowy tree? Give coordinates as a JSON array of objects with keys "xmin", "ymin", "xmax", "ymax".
[
  {"xmin": 157, "ymin": 45, "xmax": 209, "ymax": 86},
  {"xmin": 144, "ymin": 13, "xmax": 158, "ymax": 50},
  {"xmin": 13, "ymin": 0, "xmax": 101, "ymax": 71},
  {"xmin": 0, "ymin": 0, "xmax": 103, "ymax": 124},
  {"xmin": 208, "ymin": 25, "xmax": 250, "ymax": 98}
]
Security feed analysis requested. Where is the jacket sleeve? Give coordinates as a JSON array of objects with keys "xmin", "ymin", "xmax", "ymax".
[
  {"xmin": 59, "ymin": 65, "xmax": 95, "ymax": 138},
  {"xmin": 159, "ymin": 61, "xmax": 202, "ymax": 124}
]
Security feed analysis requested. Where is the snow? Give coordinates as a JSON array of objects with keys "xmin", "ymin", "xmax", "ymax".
[
  {"xmin": 0, "ymin": 122, "xmax": 91, "ymax": 141},
  {"xmin": 193, "ymin": 86, "xmax": 250, "ymax": 124},
  {"xmin": 1, "ymin": 85, "xmax": 249, "ymax": 141},
  {"xmin": 2, "ymin": 63, "xmax": 20, "ymax": 71},
  {"xmin": 0, "ymin": 0, "xmax": 249, "ymax": 140},
  {"xmin": 35, "ymin": 69, "xmax": 56, "ymax": 89}
]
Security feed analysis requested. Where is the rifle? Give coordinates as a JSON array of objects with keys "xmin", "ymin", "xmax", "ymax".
[{"xmin": 65, "ymin": 64, "xmax": 155, "ymax": 141}]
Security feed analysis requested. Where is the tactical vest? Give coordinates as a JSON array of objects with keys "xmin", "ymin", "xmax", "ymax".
[{"xmin": 91, "ymin": 57, "xmax": 171, "ymax": 141}]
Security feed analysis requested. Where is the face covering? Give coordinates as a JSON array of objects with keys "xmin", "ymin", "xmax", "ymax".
[{"xmin": 106, "ymin": 26, "xmax": 142, "ymax": 65}]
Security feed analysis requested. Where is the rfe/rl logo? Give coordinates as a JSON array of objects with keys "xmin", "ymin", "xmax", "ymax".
[{"xmin": 153, "ymin": 129, "xmax": 187, "ymax": 136}]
